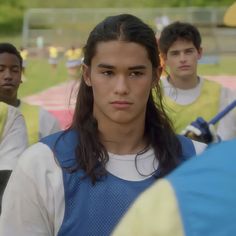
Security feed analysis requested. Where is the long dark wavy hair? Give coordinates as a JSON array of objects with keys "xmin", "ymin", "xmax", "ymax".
[{"xmin": 66, "ymin": 14, "xmax": 182, "ymax": 183}]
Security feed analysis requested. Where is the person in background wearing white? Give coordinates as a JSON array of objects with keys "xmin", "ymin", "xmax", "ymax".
[
  {"xmin": 158, "ymin": 21, "xmax": 236, "ymax": 144},
  {"xmin": 0, "ymin": 42, "xmax": 61, "ymax": 145},
  {"xmin": 0, "ymin": 102, "xmax": 28, "ymax": 212}
]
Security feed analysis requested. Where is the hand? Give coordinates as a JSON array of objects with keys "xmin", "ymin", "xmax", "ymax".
[{"xmin": 181, "ymin": 117, "xmax": 221, "ymax": 144}]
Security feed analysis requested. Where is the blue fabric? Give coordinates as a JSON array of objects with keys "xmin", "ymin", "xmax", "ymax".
[
  {"xmin": 167, "ymin": 139, "xmax": 236, "ymax": 236},
  {"xmin": 177, "ymin": 134, "xmax": 196, "ymax": 161},
  {"xmin": 41, "ymin": 130, "xmax": 196, "ymax": 236}
]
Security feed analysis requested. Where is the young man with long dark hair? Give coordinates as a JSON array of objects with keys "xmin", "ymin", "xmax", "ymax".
[{"xmin": 0, "ymin": 14, "xmax": 206, "ymax": 236}]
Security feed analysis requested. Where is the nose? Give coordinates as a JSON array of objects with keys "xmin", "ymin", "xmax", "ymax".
[
  {"xmin": 114, "ymin": 75, "xmax": 129, "ymax": 95},
  {"xmin": 179, "ymin": 52, "xmax": 187, "ymax": 62},
  {"xmin": 3, "ymin": 69, "xmax": 13, "ymax": 80}
]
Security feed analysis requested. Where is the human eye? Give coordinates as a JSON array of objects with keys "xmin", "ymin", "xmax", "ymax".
[
  {"xmin": 129, "ymin": 71, "xmax": 144, "ymax": 78},
  {"xmin": 170, "ymin": 51, "xmax": 179, "ymax": 56},
  {"xmin": 102, "ymin": 70, "xmax": 113, "ymax": 77},
  {"xmin": 185, "ymin": 49, "xmax": 194, "ymax": 55},
  {"xmin": 0, "ymin": 66, "xmax": 4, "ymax": 72},
  {"xmin": 12, "ymin": 69, "xmax": 20, "ymax": 73},
  {"xmin": 11, "ymin": 66, "xmax": 20, "ymax": 73}
]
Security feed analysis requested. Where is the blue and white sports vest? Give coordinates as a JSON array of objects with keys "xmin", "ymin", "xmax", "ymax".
[
  {"xmin": 41, "ymin": 130, "xmax": 195, "ymax": 236},
  {"xmin": 166, "ymin": 139, "xmax": 236, "ymax": 236}
]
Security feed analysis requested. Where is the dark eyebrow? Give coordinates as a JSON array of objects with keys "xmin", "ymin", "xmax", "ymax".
[
  {"xmin": 128, "ymin": 65, "xmax": 146, "ymax": 70},
  {"xmin": 169, "ymin": 47, "xmax": 195, "ymax": 53},
  {"xmin": 97, "ymin": 63, "xmax": 146, "ymax": 70},
  {"xmin": 185, "ymin": 47, "xmax": 195, "ymax": 51},
  {"xmin": 97, "ymin": 63, "xmax": 114, "ymax": 69},
  {"xmin": 0, "ymin": 64, "xmax": 20, "ymax": 68}
]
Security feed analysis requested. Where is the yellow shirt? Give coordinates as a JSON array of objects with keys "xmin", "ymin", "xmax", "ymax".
[
  {"xmin": 0, "ymin": 102, "xmax": 8, "ymax": 138},
  {"xmin": 20, "ymin": 102, "xmax": 39, "ymax": 145},
  {"xmin": 20, "ymin": 49, "xmax": 28, "ymax": 61},
  {"xmin": 49, "ymin": 46, "xmax": 58, "ymax": 58},
  {"xmin": 162, "ymin": 79, "xmax": 221, "ymax": 133},
  {"xmin": 65, "ymin": 48, "xmax": 82, "ymax": 61}
]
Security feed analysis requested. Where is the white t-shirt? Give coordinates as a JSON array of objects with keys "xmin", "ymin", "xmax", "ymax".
[
  {"xmin": 0, "ymin": 140, "xmax": 206, "ymax": 236},
  {"xmin": 0, "ymin": 105, "xmax": 28, "ymax": 170},
  {"xmin": 18, "ymin": 103, "xmax": 61, "ymax": 139},
  {"xmin": 38, "ymin": 107, "xmax": 61, "ymax": 139},
  {"xmin": 162, "ymin": 77, "xmax": 236, "ymax": 140}
]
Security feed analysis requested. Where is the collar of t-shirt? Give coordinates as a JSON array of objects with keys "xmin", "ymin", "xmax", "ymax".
[
  {"xmin": 162, "ymin": 76, "xmax": 203, "ymax": 105},
  {"xmin": 106, "ymin": 147, "xmax": 158, "ymax": 182}
]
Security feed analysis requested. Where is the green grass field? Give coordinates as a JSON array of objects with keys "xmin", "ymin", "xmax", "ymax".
[
  {"xmin": 18, "ymin": 57, "xmax": 68, "ymax": 98},
  {"xmin": 198, "ymin": 55, "xmax": 236, "ymax": 76}
]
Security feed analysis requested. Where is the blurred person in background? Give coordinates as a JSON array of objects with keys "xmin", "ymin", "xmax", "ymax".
[
  {"xmin": 48, "ymin": 44, "xmax": 59, "ymax": 72},
  {"xmin": 19, "ymin": 46, "xmax": 28, "ymax": 77},
  {"xmin": 224, "ymin": 1, "xmax": 236, "ymax": 27},
  {"xmin": 0, "ymin": 14, "xmax": 206, "ymax": 236},
  {"xmin": 0, "ymin": 42, "xmax": 61, "ymax": 145},
  {"xmin": 0, "ymin": 102, "xmax": 28, "ymax": 213},
  {"xmin": 158, "ymin": 21, "xmax": 236, "ymax": 144},
  {"xmin": 65, "ymin": 45, "xmax": 83, "ymax": 79}
]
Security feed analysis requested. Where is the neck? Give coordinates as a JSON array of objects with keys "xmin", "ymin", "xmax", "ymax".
[
  {"xmin": 168, "ymin": 74, "xmax": 199, "ymax": 90},
  {"xmin": 0, "ymin": 96, "xmax": 20, "ymax": 107},
  {"xmin": 99, "ymin": 122, "xmax": 147, "ymax": 155}
]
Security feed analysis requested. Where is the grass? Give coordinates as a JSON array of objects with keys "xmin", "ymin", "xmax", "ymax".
[
  {"xmin": 198, "ymin": 55, "xmax": 236, "ymax": 76},
  {"xmin": 18, "ymin": 57, "xmax": 68, "ymax": 98}
]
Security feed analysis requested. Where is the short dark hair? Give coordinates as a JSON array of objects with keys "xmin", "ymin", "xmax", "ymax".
[
  {"xmin": 0, "ymin": 43, "xmax": 23, "ymax": 68},
  {"xmin": 158, "ymin": 21, "xmax": 202, "ymax": 55}
]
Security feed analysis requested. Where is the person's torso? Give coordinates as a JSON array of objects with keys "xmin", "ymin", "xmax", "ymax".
[
  {"xmin": 162, "ymin": 78, "xmax": 221, "ymax": 133},
  {"xmin": 19, "ymin": 102, "xmax": 39, "ymax": 144},
  {"xmin": 0, "ymin": 103, "xmax": 8, "ymax": 139},
  {"xmin": 41, "ymin": 130, "xmax": 196, "ymax": 236}
]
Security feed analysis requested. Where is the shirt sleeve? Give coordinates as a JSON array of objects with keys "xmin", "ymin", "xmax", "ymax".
[
  {"xmin": 0, "ymin": 143, "xmax": 65, "ymax": 236},
  {"xmin": 0, "ymin": 106, "xmax": 28, "ymax": 170},
  {"xmin": 217, "ymin": 87, "xmax": 236, "ymax": 140}
]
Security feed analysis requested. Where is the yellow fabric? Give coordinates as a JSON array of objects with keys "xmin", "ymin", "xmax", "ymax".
[
  {"xmin": 113, "ymin": 179, "xmax": 185, "ymax": 236},
  {"xmin": 163, "ymin": 79, "xmax": 221, "ymax": 133},
  {"xmin": 20, "ymin": 49, "xmax": 28, "ymax": 60},
  {"xmin": 49, "ymin": 46, "xmax": 58, "ymax": 58},
  {"xmin": 65, "ymin": 48, "xmax": 82, "ymax": 60},
  {"xmin": 0, "ymin": 102, "xmax": 8, "ymax": 138},
  {"xmin": 224, "ymin": 2, "xmax": 236, "ymax": 27},
  {"xmin": 20, "ymin": 102, "xmax": 39, "ymax": 145}
]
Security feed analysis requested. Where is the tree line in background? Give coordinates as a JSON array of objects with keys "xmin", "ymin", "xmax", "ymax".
[{"xmin": 0, "ymin": 0, "xmax": 235, "ymax": 35}]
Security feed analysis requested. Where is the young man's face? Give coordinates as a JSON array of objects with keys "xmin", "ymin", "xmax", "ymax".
[
  {"xmin": 0, "ymin": 53, "xmax": 22, "ymax": 103},
  {"xmin": 164, "ymin": 39, "xmax": 202, "ymax": 80},
  {"xmin": 83, "ymin": 40, "xmax": 159, "ymax": 127}
]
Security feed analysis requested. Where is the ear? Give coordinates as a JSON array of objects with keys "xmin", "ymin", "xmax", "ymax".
[
  {"xmin": 82, "ymin": 63, "xmax": 92, "ymax": 86},
  {"xmin": 20, "ymin": 72, "xmax": 23, "ymax": 83},
  {"xmin": 198, "ymin": 47, "xmax": 203, "ymax": 60}
]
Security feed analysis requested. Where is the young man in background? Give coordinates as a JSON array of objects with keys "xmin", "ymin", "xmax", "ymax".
[
  {"xmin": 0, "ymin": 42, "xmax": 61, "ymax": 145},
  {"xmin": 158, "ymin": 21, "xmax": 236, "ymax": 143}
]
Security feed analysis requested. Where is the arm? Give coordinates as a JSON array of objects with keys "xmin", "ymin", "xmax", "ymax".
[
  {"xmin": 39, "ymin": 108, "xmax": 61, "ymax": 139},
  {"xmin": 181, "ymin": 99, "xmax": 236, "ymax": 144},
  {"xmin": 0, "ymin": 143, "xmax": 65, "ymax": 236},
  {"xmin": 216, "ymin": 88, "xmax": 236, "ymax": 140},
  {"xmin": 0, "ymin": 106, "xmax": 28, "ymax": 170}
]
